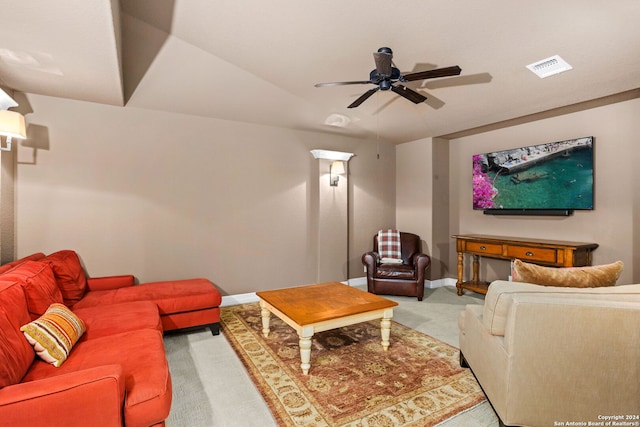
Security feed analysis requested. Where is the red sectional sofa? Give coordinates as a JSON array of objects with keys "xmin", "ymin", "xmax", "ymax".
[{"xmin": 0, "ymin": 250, "xmax": 222, "ymax": 427}]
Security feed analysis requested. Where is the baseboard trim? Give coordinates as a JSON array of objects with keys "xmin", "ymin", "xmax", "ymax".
[
  {"xmin": 345, "ymin": 277, "xmax": 367, "ymax": 287},
  {"xmin": 221, "ymin": 292, "xmax": 259, "ymax": 307},
  {"xmin": 429, "ymin": 277, "xmax": 457, "ymax": 289},
  {"xmin": 220, "ymin": 277, "xmax": 457, "ymax": 307}
]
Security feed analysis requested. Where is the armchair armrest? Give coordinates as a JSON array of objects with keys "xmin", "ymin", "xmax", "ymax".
[
  {"xmin": 362, "ymin": 251, "xmax": 380, "ymax": 271},
  {"xmin": 86, "ymin": 275, "xmax": 135, "ymax": 291},
  {"xmin": 412, "ymin": 253, "xmax": 431, "ymax": 271},
  {"xmin": 0, "ymin": 365, "xmax": 125, "ymax": 427},
  {"xmin": 411, "ymin": 253, "xmax": 431, "ymax": 285}
]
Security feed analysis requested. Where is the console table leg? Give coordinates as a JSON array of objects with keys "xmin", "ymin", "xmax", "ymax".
[
  {"xmin": 456, "ymin": 252, "xmax": 464, "ymax": 296},
  {"xmin": 472, "ymin": 254, "xmax": 480, "ymax": 283}
]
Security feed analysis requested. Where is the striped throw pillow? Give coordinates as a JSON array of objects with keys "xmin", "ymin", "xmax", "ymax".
[{"xmin": 20, "ymin": 303, "xmax": 86, "ymax": 367}]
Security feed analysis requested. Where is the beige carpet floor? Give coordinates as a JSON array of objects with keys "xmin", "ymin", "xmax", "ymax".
[{"xmin": 164, "ymin": 285, "xmax": 500, "ymax": 426}]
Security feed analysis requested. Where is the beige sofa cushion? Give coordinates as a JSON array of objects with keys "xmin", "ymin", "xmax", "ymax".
[
  {"xmin": 512, "ymin": 259, "xmax": 623, "ymax": 288},
  {"xmin": 483, "ymin": 281, "xmax": 640, "ymax": 336}
]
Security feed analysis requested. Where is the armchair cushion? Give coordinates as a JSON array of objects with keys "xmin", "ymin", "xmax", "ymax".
[
  {"xmin": 43, "ymin": 250, "xmax": 88, "ymax": 306},
  {"xmin": 512, "ymin": 259, "xmax": 623, "ymax": 288},
  {"xmin": 375, "ymin": 264, "xmax": 416, "ymax": 279}
]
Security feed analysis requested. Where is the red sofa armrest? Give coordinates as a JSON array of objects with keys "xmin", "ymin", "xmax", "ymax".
[
  {"xmin": 86, "ymin": 275, "xmax": 135, "ymax": 291},
  {"xmin": 0, "ymin": 365, "xmax": 125, "ymax": 427}
]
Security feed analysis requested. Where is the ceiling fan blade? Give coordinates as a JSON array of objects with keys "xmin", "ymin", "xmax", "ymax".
[
  {"xmin": 391, "ymin": 85, "xmax": 427, "ymax": 104},
  {"xmin": 315, "ymin": 80, "xmax": 372, "ymax": 87},
  {"xmin": 348, "ymin": 88, "xmax": 379, "ymax": 108},
  {"xmin": 402, "ymin": 65, "xmax": 462, "ymax": 82},
  {"xmin": 373, "ymin": 51, "xmax": 393, "ymax": 77}
]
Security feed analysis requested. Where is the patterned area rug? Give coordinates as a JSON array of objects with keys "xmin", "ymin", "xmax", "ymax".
[{"xmin": 221, "ymin": 303, "xmax": 485, "ymax": 427}]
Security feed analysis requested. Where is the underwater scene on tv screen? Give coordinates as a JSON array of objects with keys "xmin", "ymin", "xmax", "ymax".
[{"xmin": 473, "ymin": 137, "xmax": 594, "ymax": 210}]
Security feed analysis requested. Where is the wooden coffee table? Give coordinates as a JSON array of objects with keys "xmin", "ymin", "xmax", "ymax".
[{"xmin": 256, "ymin": 282, "xmax": 398, "ymax": 375}]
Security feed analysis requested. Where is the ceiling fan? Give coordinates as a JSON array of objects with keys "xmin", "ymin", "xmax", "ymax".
[{"xmin": 315, "ymin": 47, "xmax": 462, "ymax": 108}]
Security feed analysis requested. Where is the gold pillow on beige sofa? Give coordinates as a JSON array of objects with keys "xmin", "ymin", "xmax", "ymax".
[{"xmin": 512, "ymin": 259, "xmax": 623, "ymax": 288}]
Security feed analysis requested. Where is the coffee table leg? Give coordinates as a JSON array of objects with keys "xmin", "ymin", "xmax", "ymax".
[
  {"xmin": 380, "ymin": 309, "xmax": 393, "ymax": 351},
  {"xmin": 299, "ymin": 326, "xmax": 313, "ymax": 375},
  {"xmin": 259, "ymin": 302, "xmax": 271, "ymax": 338}
]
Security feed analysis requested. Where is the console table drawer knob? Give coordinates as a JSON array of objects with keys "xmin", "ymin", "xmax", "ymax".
[
  {"xmin": 480, "ymin": 245, "xmax": 486, "ymax": 250},
  {"xmin": 526, "ymin": 251, "xmax": 534, "ymax": 257}
]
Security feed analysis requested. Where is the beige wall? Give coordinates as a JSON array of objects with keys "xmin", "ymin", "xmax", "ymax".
[
  {"xmin": 395, "ymin": 137, "xmax": 449, "ymax": 280},
  {"xmin": 349, "ymin": 141, "xmax": 396, "ymax": 278},
  {"xmin": 448, "ymin": 97, "xmax": 640, "ymax": 284},
  {"xmin": 9, "ymin": 94, "xmax": 396, "ymax": 295},
  {"xmin": 316, "ymin": 158, "xmax": 348, "ymax": 283},
  {"xmin": 394, "ymin": 96, "xmax": 639, "ymax": 285},
  {"xmin": 7, "ymin": 93, "xmax": 637, "ymax": 295},
  {"xmin": 396, "ymin": 138, "xmax": 433, "ymax": 246},
  {"xmin": 0, "ymin": 149, "xmax": 16, "ymax": 264}
]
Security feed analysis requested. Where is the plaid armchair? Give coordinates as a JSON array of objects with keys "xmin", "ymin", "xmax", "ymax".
[{"xmin": 361, "ymin": 231, "xmax": 431, "ymax": 301}]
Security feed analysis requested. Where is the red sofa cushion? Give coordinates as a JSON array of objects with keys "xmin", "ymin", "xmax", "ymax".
[
  {"xmin": 74, "ymin": 278, "xmax": 221, "ymax": 314},
  {"xmin": 43, "ymin": 250, "xmax": 88, "ymax": 306},
  {"xmin": 0, "ymin": 281, "xmax": 36, "ymax": 387},
  {"xmin": 1, "ymin": 261, "xmax": 64, "ymax": 319},
  {"xmin": 0, "ymin": 253, "xmax": 45, "ymax": 274},
  {"xmin": 73, "ymin": 301, "xmax": 162, "ymax": 340},
  {"xmin": 23, "ymin": 329, "xmax": 172, "ymax": 427}
]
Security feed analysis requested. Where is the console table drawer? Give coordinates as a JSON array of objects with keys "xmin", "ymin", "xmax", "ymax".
[
  {"xmin": 466, "ymin": 241, "xmax": 503, "ymax": 256},
  {"xmin": 507, "ymin": 246, "xmax": 557, "ymax": 263}
]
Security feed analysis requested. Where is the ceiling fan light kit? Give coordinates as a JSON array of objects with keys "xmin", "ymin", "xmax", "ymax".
[
  {"xmin": 324, "ymin": 113, "xmax": 351, "ymax": 128},
  {"xmin": 315, "ymin": 47, "xmax": 462, "ymax": 108}
]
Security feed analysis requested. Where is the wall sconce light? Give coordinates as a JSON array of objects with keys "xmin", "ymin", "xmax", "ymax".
[
  {"xmin": 310, "ymin": 149, "xmax": 355, "ymax": 187},
  {"xmin": 0, "ymin": 110, "xmax": 27, "ymax": 151},
  {"xmin": 330, "ymin": 160, "xmax": 345, "ymax": 186},
  {"xmin": 310, "ymin": 149, "xmax": 354, "ymax": 162}
]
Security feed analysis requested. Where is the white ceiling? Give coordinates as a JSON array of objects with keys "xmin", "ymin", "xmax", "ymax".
[{"xmin": 1, "ymin": 0, "xmax": 639, "ymax": 144}]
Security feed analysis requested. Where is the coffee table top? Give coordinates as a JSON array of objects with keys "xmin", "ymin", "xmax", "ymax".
[{"xmin": 256, "ymin": 282, "xmax": 397, "ymax": 325}]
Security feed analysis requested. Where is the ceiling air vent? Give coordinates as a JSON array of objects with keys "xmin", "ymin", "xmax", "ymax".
[{"xmin": 526, "ymin": 55, "xmax": 572, "ymax": 78}]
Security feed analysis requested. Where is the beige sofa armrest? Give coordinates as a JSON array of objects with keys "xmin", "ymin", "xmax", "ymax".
[
  {"xmin": 483, "ymin": 281, "xmax": 640, "ymax": 336},
  {"xmin": 501, "ymin": 295, "xmax": 640, "ymax": 425}
]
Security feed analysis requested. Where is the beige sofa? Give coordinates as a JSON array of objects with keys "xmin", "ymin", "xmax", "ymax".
[{"xmin": 458, "ymin": 280, "xmax": 640, "ymax": 427}]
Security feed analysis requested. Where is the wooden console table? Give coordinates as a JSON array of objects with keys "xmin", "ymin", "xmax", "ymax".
[{"xmin": 452, "ymin": 234, "xmax": 598, "ymax": 295}]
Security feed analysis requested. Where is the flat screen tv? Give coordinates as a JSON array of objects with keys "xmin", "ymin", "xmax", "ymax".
[{"xmin": 472, "ymin": 136, "xmax": 594, "ymax": 215}]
